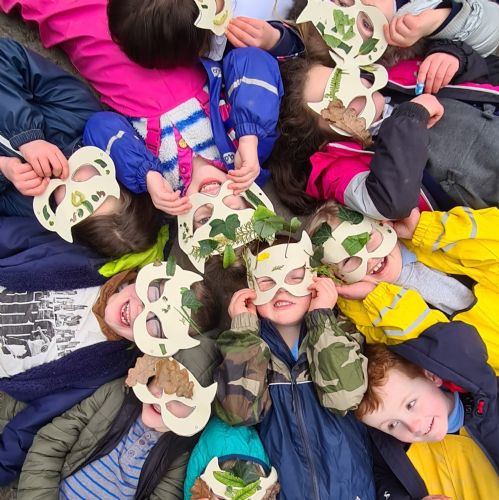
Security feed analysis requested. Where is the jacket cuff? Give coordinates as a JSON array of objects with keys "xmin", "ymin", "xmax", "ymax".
[
  {"xmin": 231, "ymin": 312, "xmax": 260, "ymax": 331},
  {"xmin": 363, "ymin": 282, "xmax": 402, "ymax": 315},
  {"xmin": 425, "ymin": 39, "xmax": 471, "ymax": 79},
  {"xmin": 235, "ymin": 123, "xmax": 265, "ymax": 140},
  {"xmin": 305, "ymin": 308, "xmax": 337, "ymax": 330},
  {"xmin": 9, "ymin": 129, "xmax": 45, "ymax": 149},
  {"xmin": 391, "ymin": 102, "xmax": 430, "ymax": 124},
  {"xmin": 267, "ymin": 21, "xmax": 305, "ymax": 59},
  {"xmin": 411, "ymin": 211, "xmax": 440, "ymax": 248}
]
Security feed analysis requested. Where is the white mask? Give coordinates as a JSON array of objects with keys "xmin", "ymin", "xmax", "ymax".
[
  {"xmin": 33, "ymin": 146, "xmax": 120, "ymax": 242},
  {"xmin": 132, "ymin": 358, "xmax": 217, "ymax": 436},
  {"xmin": 297, "ymin": 0, "xmax": 388, "ymax": 66},
  {"xmin": 200, "ymin": 457, "xmax": 279, "ymax": 500},
  {"xmin": 322, "ymin": 213, "xmax": 397, "ymax": 283},
  {"xmin": 178, "ymin": 181, "xmax": 274, "ymax": 273},
  {"xmin": 133, "ymin": 263, "xmax": 203, "ymax": 357},
  {"xmin": 246, "ymin": 232, "xmax": 314, "ymax": 306},
  {"xmin": 193, "ymin": 0, "xmax": 234, "ymax": 36}
]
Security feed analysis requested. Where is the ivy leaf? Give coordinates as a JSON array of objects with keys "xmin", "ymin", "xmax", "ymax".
[
  {"xmin": 165, "ymin": 255, "xmax": 176, "ymax": 277},
  {"xmin": 311, "ymin": 222, "xmax": 333, "ymax": 246},
  {"xmin": 338, "ymin": 206, "xmax": 363, "ymax": 224},
  {"xmin": 342, "ymin": 232, "xmax": 369, "ymax": 256},
  {"xmin": 197, "ymin": 239, "xmax": 219, "ymax": 258},
  {"xmin": 180, "ymin": 287, "xmax": 202, "ymax": 313},
  {"xmin": 209, "ymin": 218, "xmax": 226, "ymax": 238},
  {"xmin": 252, "ymin": 205, "xmax": 276, "ymax": 221},
  {"xmin": 244, "ymin": 189, "xmax": 266, "ymax": 208},
  {"xmin": 281, "ymin": 216, "xmax": 301, "ymax": 233},
  {"xmin": 310, "ymin": 246, "xmax": 325, "ymax": 268},
  {"xmin": 253, "ymin": 218, "xmax": 280, "ymax": 239},
  {"xmin": 231, "ymin": 461, "xmax": 261, "ymax": 486},
  {"xmin": 224, "ymin": 213, "xmax": 240, "ymax": 241},
  {"xmin": 223, "ymin": 244, "xmax": 236, "ymax": 269}
]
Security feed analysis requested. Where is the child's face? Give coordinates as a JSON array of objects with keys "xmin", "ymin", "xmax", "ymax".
[
  {"xmin": 360, "ymin": 368, "xmax": 455, "ymax": 443},
  {"xmin": 104, "ymin": 283, "xmax": 143, "ymax": 341},
  {"xmin": 303, "ymin": 65, "xmax": 386, "ymax": 126},
  {"xmin": 255, "ymin": 267, "xmax": 312, "ymax": 327},
  {"xmin": 141, "ymin": 378, "xmax": 194, "ymax": 433}
]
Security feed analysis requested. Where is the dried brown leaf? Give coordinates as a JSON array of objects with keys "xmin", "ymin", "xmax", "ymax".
[
  {"xmin": 262, "ymin": 482, "xmax": 281, "ymax": 500},
  {"xmin": 155, "ymin": 358, "xmax": 194, "ymax": 398},
  {"xmin": 125, "ymin": 355, "xmax": 158, "ymax": 387},
  {"xmin": 190, "ymin": 478, "xmax": 215, "ymax": 500}
]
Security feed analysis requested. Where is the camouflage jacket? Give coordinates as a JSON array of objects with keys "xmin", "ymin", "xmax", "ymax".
[
  {"xmin": 215, "ymin": 309, "xmax": 367, "ymax": 421},
  {"xmin": 214, "ymin": 310, "xmax": 374, "ymax": 500}
]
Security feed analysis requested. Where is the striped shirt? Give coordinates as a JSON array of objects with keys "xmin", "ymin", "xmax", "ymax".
[{"xmin": 59, "ymin": 417, "xmax": 162, "ymax": 499}]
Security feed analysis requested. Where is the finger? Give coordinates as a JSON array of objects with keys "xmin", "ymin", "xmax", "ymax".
[
  {"xmin": 229, "ymin": 17, "xmax": 261, "ymax": 38},
  {"xmin": 29, "ymin": 159, "xmax": 45, "ymax": 178},
  {"xmin": 37, "ymin": 156, "xmax": 52, "ymax": 178},
  {"xmin": 18, "ymin": 176, "xmax": 48, "ymax": 191},
  {"xmin": 22, "ymin": 177, "xmax": 50, "ymax": 196},
  {"xmin": 226, "ymin": 23, "xmax": 255, "ymax": 47},
  {"xmin": 55, "ymin": 149, "xmax": 69, "ymax": 179},
  {"xmin": 225, "ymin": 30, "xmax": 247, "ymax": 48},
  {"xmin": 441, "ymin": 63, "xmax": 456, "ymax": 89},
  {"xmin": 417, "ymin": 57, "xmax": 430, "ymax": 89},
  {"xmin": 431, "ymin": 63, "xmax": 447, "ymax": 94},
  {"xmin": 227, "ymin": 170, "xmax": 256, "ymax": 184}
]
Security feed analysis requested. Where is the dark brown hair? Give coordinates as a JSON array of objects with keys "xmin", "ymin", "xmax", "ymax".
[
  {"xmin": 107, "ymin": 0, "xmax": 211, "ymax": 69},
  {"xmin": 355, "ymin": 344, "xmax": 425, "ymax": 419},
  {"xmin": 72, "ymin": 188, "xmax": 163, "ymax": 258}
]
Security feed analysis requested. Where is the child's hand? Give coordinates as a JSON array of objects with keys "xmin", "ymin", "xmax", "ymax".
[
  {"xmin": 146, "ymin": 171, "xmax": 192, "ymax": 215},
  {"xmin": 336, "ymin": 278, "xmax": 378, "ymax": 301},
  {"xmin": 0, "ymin": 156, "xmax": 49, "ymax": 196},
  {"xmin": 393, "ymin": 208, "xmax": 421, "ymax": 239},
  {"xmin": 228, "ymin": 135, "xmax": 260, "ymax": 195},
  {"xmin": 226, "ymin": 17, "xmax": 281, "ymax": 51},
  {"xmin": 228, "ymin": 288, "xmax": 257, "ymax": 318},
  {"xmin": 308, "ymin": 276, "xmax": 338, "ymax": 311},
  {"xmin": 18, "ymin": 140, "xmax": 68, "ymax": 179},
  {"xmin": 410, "ymin": 94, "xmax": 444, "ymax": 128},
  {"xmin": 417, "ymin": 53, "xmax": 459, "ymax": 94}
]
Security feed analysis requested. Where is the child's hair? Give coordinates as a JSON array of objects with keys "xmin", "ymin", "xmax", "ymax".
[
  {"xmin": 305, "ymin": 200, "xmax": 341, "ymax": 236},
  {"xmin": 107, "ymin": 0, "xmax": 212, "ymax": 69},
  {"xmin": 189, "ymin": 280, "xmax": 219, "ymax": 334},
  {"xmin": 72, "ymin": 188, "xmax": 163, "ymax": 258},
  {"xmin": 355, "ymin": 344, "xmax": 425, "ymax": 419},
  {"xmin": 266, "ymin": 54, "xmax": 342, "ymax": 215}
]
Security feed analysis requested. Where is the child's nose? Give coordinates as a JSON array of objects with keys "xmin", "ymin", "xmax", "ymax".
[{"xmin": 406, "ymin": 418, "xmax": 422, "ymax": 434}]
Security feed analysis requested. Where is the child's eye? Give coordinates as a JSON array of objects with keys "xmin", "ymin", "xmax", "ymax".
[
  {"xmin": 387, "ymin": 421, "xmax": 400, "ymax": 430},
  {"xmin": 406, "ymin": 400, "xmax": 416, "ymax": 411}
]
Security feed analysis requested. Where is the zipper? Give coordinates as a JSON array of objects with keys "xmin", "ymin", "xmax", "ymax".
[{"xmin": 291, "ymin": 368, "xmax": 321, "ymax": 500}]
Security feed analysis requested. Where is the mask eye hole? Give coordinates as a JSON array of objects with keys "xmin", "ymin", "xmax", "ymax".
[
  {"xmin": 147, "ymin": 279, "xmax": 167, "ymax": 302},
  {"xmin": 165, "ymin": 401, "xmax": 195, "ymax": 418},
  {"xmin": 256, "ymin": 276, "xmax": 276, "ymax": 292},
  {"xmin": 337, "ymin": 256, "xmax": 362, "ymax": 275},
  {"xmin": 284, "ymin": 266, "xmax": 306, "ymax": 285},
  {"xmin": 357, "ymin": 11, "xmax": 374, "ymax": 41},
  {"xmin": 193, "ymin": 203, "xmax": 214, "ymax": 230},
  {"xmin": 366, "ymin": 228, "xmax": 384, "ymax": 253},
  {"xmin": 146, "ymin": 313, "xmax": 164, "ymax": 338},
  {"xmin": 72, "ymin": 164, "xmax": 100, "ymax": 182},
  {"xmin": 222, "ymin": 195, "xmax": 251, "ymax": 211}
]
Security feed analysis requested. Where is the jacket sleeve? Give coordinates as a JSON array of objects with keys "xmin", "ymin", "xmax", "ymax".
[
  {"xmin": 267, "ymin": 21, "xmax": 305, "ymax": 59},
  {"xmin": 0, "ymin": 38, "xmax": 100, "ymax": 150},
  {"xmin": 17, "ymin": 381, "xmax": 122, "ymax": 500},
  {"xmin": 214, "ymin": 312, "xmax": 272, "ymax": 426},
  {"xmin": 83, "ymin": 111, "xmax": 163, "ymax": 193},
  {"xmin": 410, "ymin": 206, "xmax": 499, "ymax": 289},
  {"xmin": 150, "ymin": 450, "xmax": 189, "ymax": 500},
  {"xmin": 222, "ymin": 47, "xmax": 283, "ymax": 164},
  {"xmin": 305, "ymin": 309, "xmax": 367, "ymax": 415},
  {"xmin": 337, "ymin": 282, "xmax": 450, "ymax": 345},
  {"xmin": 366, "ymin": 102, "xmax": 430, "ymax": 220},
  {"xmin": 0, "ymin": 391, "xmax": 27, "ymax": 433}
]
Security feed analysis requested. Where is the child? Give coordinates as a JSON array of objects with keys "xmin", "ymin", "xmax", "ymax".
[
  {"xmin": 107, "ymin": 0, "xmax": 301, "ymax": 66},
  {"xmin": 307, "ymin": 202, "xmax": 499, "ymax": 375},
  {"xmin": 184, "ymin": 416, "xmax": 280, "ymax": 500},
  {"xmin": 356, "ymin": 323, "xmax": 499, "ymax": 499},
  {"xmin": 0, "ymin": 37, "xmax": 163, "ymax": 256},
  {"xmin": 268, "ymin": 44, "xmax": 499, "ymax": 217},
  {"xmin": 0, "ymin": 1, "xmax": 291, "ymax": 215},
  {"xmin": 10, "ymin": 348, "xmax": 219, "ymax": 499},
  {"xmin": 215, "ymin": 236, "xmax": 374, "ymax": 499}
]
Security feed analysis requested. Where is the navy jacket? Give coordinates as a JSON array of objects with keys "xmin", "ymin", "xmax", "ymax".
[{"xmin": 370, "ymin": 321, "xmax": 499, "ymax": 499}]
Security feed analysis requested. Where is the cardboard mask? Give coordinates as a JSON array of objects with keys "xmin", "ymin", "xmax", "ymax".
[
  {"xmin": 200, "ymin": 457, "xmax": 279, "ymax": 500},
  {"xmin": 194, "ymin": 0, "xmax": 234, "ymax": 36},
  {"xmin": 178, "ymin": 181, "xmax": 274, "ymax": 273},
  {"xmin": 308, "ymin": 63, "xmax": 388, "ymax": 135},
  {"xmin": 33, "ymin": 146, "xmax": 120, "ymax": 242},
  {"xmin": 133, "ymin": 262, "xmax": 203, "ymax": 357},
  {"xmin": 246, "ymin": 232, "xmax": 314, "ymax": 305},
  {"xmin": 130, "ymin": 356, "xmax": 217, "ymax": 436},
  {"xmin": 322, "ymin": 213, "xmax": 397, "ymax": 283},
  {"xmin": 297, "ymin": 0, "xmax": 388, "ymax": 65}
]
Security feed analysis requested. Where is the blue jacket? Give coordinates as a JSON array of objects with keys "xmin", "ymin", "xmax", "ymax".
[
  {"xmin": 83, "ymin": 47, "xmax": 283, "ymax": 193},
  {"xmin": 370, "ymin": 321, "xmax": 499, "ymax": 499}
]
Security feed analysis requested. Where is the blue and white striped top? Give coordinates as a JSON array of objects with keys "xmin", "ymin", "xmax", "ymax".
[{"xmin": 59, "ymin": 417, "xmax": 162, "ymax": 499}]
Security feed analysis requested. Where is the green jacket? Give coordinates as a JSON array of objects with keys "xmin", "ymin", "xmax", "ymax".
[{"xmin": 12, "ymin": 333, "xmax": 221, "ymax": 499}]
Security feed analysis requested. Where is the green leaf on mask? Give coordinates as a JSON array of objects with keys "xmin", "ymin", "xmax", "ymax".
[
  {"xmin": 231, "ymin": 461, "xmax": 261, "ymax": 486},
  {"xmin": 232, "ymin": 481, "xmax": 261, "ymax": 500},
  {"xmin": 282, "ymin": 216, "xmax": 301, "ymax": 233},
  {"xmin": 197, "ymin": 238, "xmax": 219, "ymax": 258},
  {"xmin": 223, "ymin": 244, "xmax": 236, "ymax": 269},
  {"xmin": 209, "ymin": 214, "xmax": 241, "ymax": 241},
  {"xmin": 245, "ymin": 189, "xmax": 265, "ymax": 208},
  {"xmin": 310, "ymin": 246, "xmax": 325, "ymax": 268},
  {"xmin": 342, "ymin": 232, "xmax": 369, "ymax": 256},
  {"xmin": 213, "ymin": 471, "xmax": 247, "ymax": 488},
  {"xmin": 180, "ymin": 287, "xmax": 202, "ymax": 313},
  {"xmin": 358, "ymin": 38, "xmax": 379, "ymax": 56},
  {"xmin": 252, "ymin": 205, "xmax": 276, "ymax": 221},
  {"xmin": 337, "ymin": 205, "xmax": 363, "ymax": 224},
  {"xmin": 311, "ymin": 222, "xmax": 333, "ymax": 246},
  {"xmin": 165, "ymin": 255, "xmax": 176, "ymax": 277}
]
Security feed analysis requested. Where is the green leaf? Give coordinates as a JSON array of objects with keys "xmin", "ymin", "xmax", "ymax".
[
  {"xmin": 310, "ymin": 246, "xmax": 325, "ymax": 268},
  {"xmin": 42, "ymin": 205, "xmax": 51, "ymax": 221},
  {"xmin": 209, "ymin": 218, "xmax": 226, "ymax": 238},
  {"xmin": 165, "ymin": 255, "xmax": 176, "ymax": 277},
  {"xmin": 316, "ymin": 22, "xmax": 325, "ymax": 35},
  {"xmin": 223, "ymin": 244, "xmax": 236, "ymax": 269},
  {"xmin": 253, "ymin": 218, "xmax": 279, "ymax": 239},
  {"xmin": 197, "ymin": 239, "xmax": 219, "ymax": 258},
  {"xmin": 338, "ymin": 206, "xmax": 363, "ymax": 224},
  {"xmin": 224, "ymin": 213, "xmax": 240, "ymax": 241},
  {"xmin": 342, "ymin": 232, "xmax": 369, "ymax": 256},
  {"xmin": 358, "ymin": 38, "xmax": 379, "ymax": 56},
  {"xmin": 180, "ymin": 287, "xmax": 202, "ymax": 313},
  {"xmin": 232, "ymin": 481, "xmax": 261, "ymax": 500},
  {"xmin": 245, "ymin": 189, "xmax": 266, "ymax": 208},
  {"xmin": 213, "ymin": 471, "xmax": 247, "ymax": 488},
  {"xmin": 281, "ymin": 216, "xmax": 301, "ymax": 233},
  {"xmin": 311, "ymin": 222, "xmax": 333, "ymax": 246},
  {"xmin": 231, "ymin": 461, "xmax": 261, "ymax": 486},
  {"xmin": 323, "ymin": 33, "xmax": 342, "ymax": 49},
  {"xmin": 94, "ymin": 158, "xmax": 107, "ymax": 168},
  {"xmin": 91, "ymin": 194, "xmax": 99, "ymax": 202},
  {"xmin": 252, "ymin": 205, "xmax": 276, "ymax": 221}
]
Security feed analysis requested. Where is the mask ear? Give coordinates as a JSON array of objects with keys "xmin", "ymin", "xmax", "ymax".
[{"xmin": 423, "ymin": 369, "xmax": 443, "ymax": 387}]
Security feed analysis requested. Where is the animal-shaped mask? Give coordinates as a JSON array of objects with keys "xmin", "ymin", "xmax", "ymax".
[
  {"xmin": 194, "ymin": 0, "xmax": 234, "ymax": 36},
  {"xmin": 33, "ymin": 146, "xmax": 120, "ymax": 242}
]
